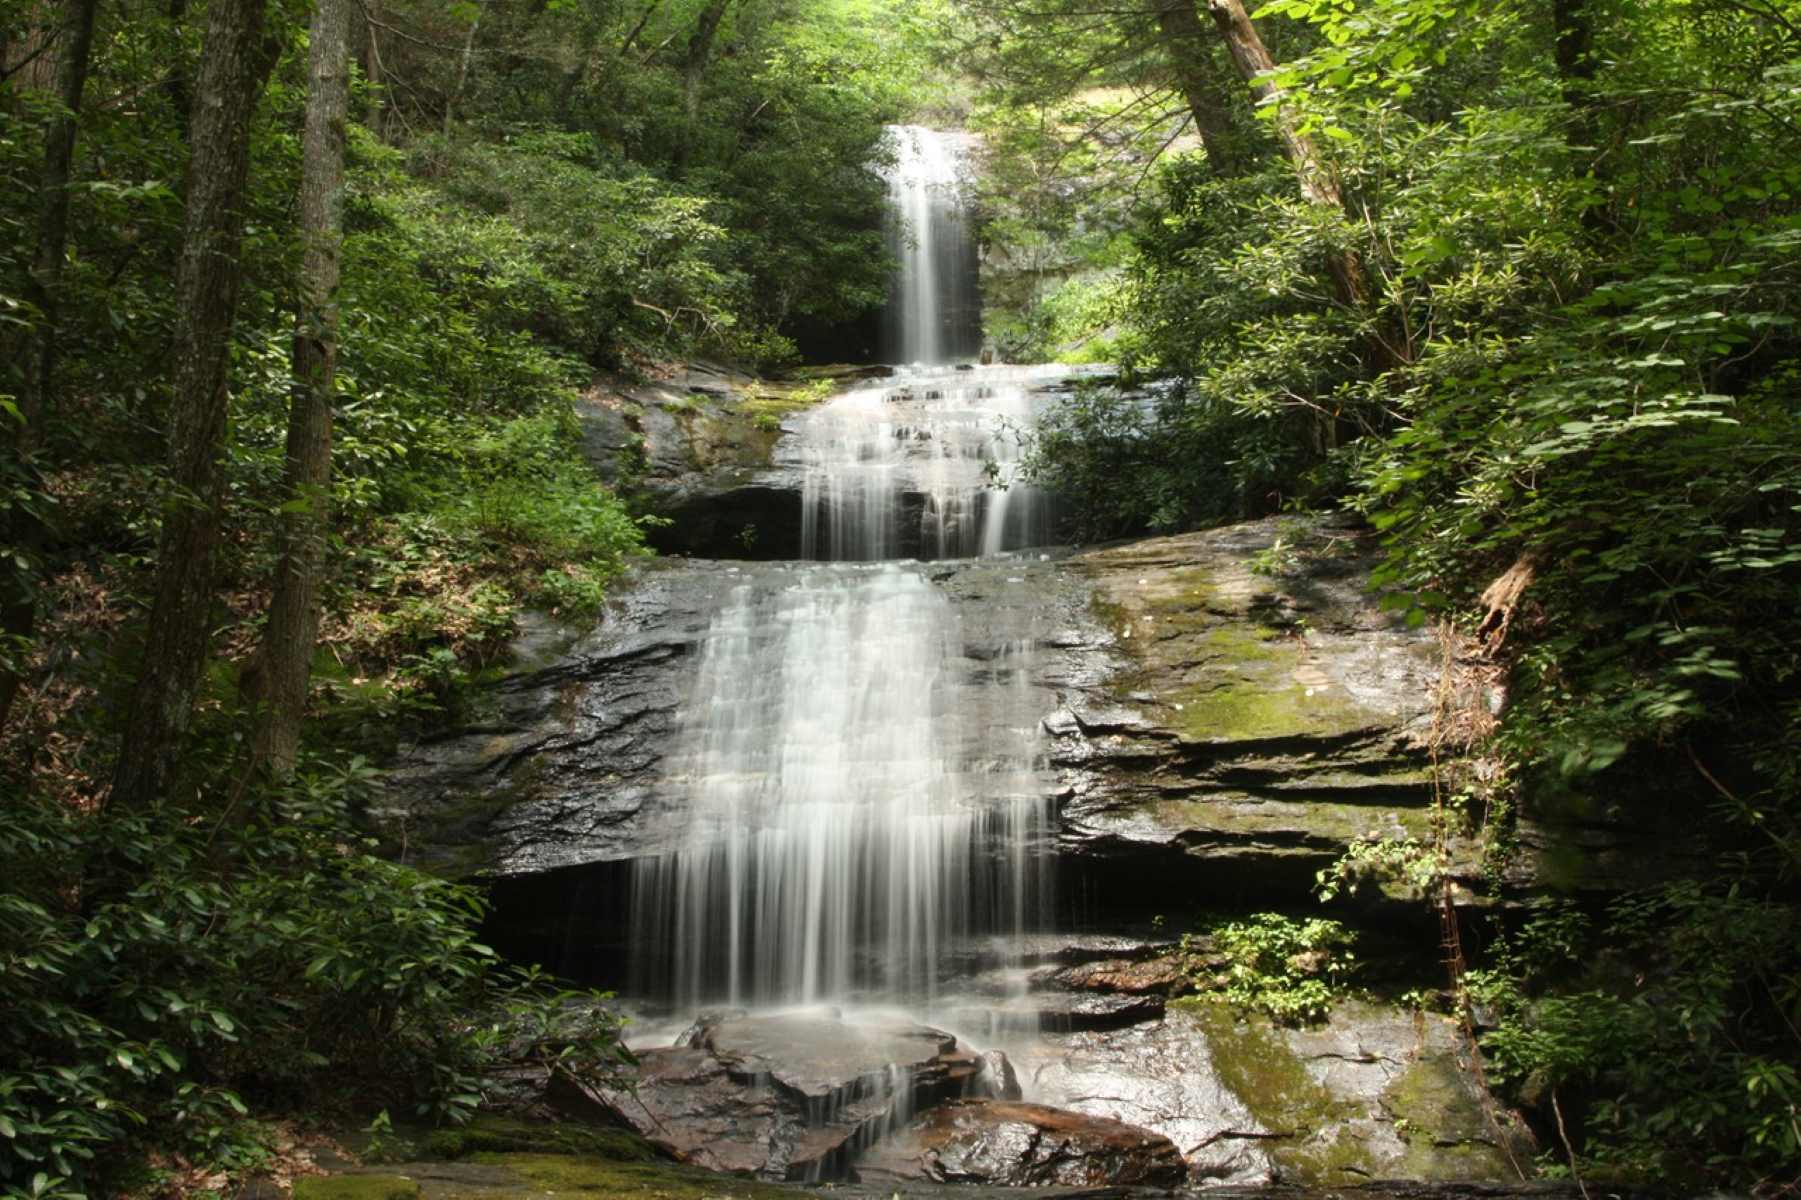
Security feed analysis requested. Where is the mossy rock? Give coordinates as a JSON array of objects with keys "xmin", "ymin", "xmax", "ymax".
[
  {"xmin": 1181, "ymin": 1000, "xmax": 1380, "ymax": 1183},
  {"xmin": 476, "ymin": 1153, "xmax": 804, "ymax": 1199},
  {"xmin": 425, "ymin": 1115, "xmax": 659, "ymax": 1162},
  {"xmin": 293, "ymin": 1176, "xmax": 420, "ymax": 1200}
]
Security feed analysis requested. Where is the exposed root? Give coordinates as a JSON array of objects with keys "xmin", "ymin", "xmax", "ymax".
[{"xmin": 1475, "ymin": 550, "xmax": 1540, "ymax": 652}]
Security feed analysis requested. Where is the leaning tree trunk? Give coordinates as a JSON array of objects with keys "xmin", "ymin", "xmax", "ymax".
[
  {"xmin": 247, "ymin": 0, "xmax": 349, "ymax": 779},
  {"xmin": 110, "ymin": 0, "xmax": 276, "ymax": 810},
  {"xmin": 1205, "ymin": 0, "xmax": 1372, "ymax": 311},
  {"xmin": 0, "ymin": 0, "xmax": 99, "ymax": 737},
  {"xmin": 1156, "ymin": 0, "xmax": 1242, "ymax": 176},
  {"xmin": 1206, "ymin": 0, "xmax": 1400, "ymax": 445}
]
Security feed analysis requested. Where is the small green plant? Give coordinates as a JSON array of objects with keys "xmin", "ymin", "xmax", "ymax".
[
  {"xmin": 1184, "ymin": 913, "xmax": 1355, "ymax": 1024},
  {"xmin": 1248, "ymin": 535, "xmax": 1301, "ymax": 578},
  {"xmin": 361, "ymin": 1110, "xmax": 415, "ymax": 1164},
  {"xmin": 1315, "ymin": 835, "xmax": 1443, "ymax": 902}
]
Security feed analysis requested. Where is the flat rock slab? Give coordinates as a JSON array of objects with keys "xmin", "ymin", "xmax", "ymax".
[
  {"xmin": 698, "ymin": 1013, "xmax": 957, "ymax": 1103},
  {"xmin": 858, "ymin": 1099, "xmax": 1188, "ymax": 1188},
  {"xmin": 1045, "ymin": 956, "xmax": 1194, "ymax": 997},
  {"xmin": 949, "ymin": 991, "xmax": 1167, "ymax": 1036},
  {"xmin": 565, "ymin": 1012, "xmax": 1009, "ymax": 1181}
]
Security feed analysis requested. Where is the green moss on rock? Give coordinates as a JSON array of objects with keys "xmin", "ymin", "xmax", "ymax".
[
  {"xmin": 293, "ymin": 1176, "xmax": 421, "ymax": 1200},
  {"xmin": 1387, "ymin": 1055, "xmax": 1518, "ymax": 1180},
  {"xmin": 425, "ymin": 1115, "xmax": 659, "ymax": 1161},
  {"xmin": 1181, "ymin": 1001, "xmax": 1379, "ymax": 1183},
  {"xmin": 478, "ymin": 1153, "xmax": 804, "ymax": 1198}
]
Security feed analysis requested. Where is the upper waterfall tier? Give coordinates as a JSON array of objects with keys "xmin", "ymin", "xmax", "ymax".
[
  {"xmin": 781, "ymin": 363, "xmax": 1084, "ymax": 562},
  {"xmin": 882, "ymin": 125, "xmax": 982, "ymax": 366}
]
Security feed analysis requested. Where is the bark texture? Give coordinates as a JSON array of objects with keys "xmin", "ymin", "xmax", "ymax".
[
  {"xmin": 673, "ymin": 0, "xmax": 731, "ymax": 168},
  {"xmin": 1155, "ymin": 0, "xmax": 1242, "ymax": 176},
  {"xmin": 110, "ymin": 0, "xmax": 277, "ymax": 809},
  {"xmin": 1205, "ymin": 0, "xmax": 1374, "ymax": 314},
  {"xmin": 445, "ymin": 0, "xmax": 481, "ymax": 135},
  {"xmin": 248, "ymin": 0, "xmax": 350, "ymax": 777}
]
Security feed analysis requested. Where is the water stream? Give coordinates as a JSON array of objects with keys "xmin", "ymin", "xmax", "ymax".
[{"xmin": 628, "ymin": 127, "xmax": 1061, "ymax": 1019}]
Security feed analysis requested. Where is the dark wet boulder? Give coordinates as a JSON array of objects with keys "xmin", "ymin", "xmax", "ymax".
[
  {"xmin": 857, "ymin": 1099, "xmax": 1188, "ymax": 1188},
  {"xmin": 555, "ymin": 1012, "xmax": 1015, "ymax": 1181}
]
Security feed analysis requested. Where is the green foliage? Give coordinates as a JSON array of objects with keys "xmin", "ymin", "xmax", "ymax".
[
  {"xmin": 1467, "ymin": 891, "xmax": 1801, "ymax": 1186},
  {"xmin": 0, "ymin": 757, "xmax": 631, "ymax": 1198},
  {"xmin": 1183, "ymin": 912, "xmax": 1356, "ymax": 1024}
]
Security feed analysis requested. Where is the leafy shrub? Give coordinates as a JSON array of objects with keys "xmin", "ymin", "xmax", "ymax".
[
  {"xmin": 1467, "ymin": 892, "xmax": 1801, "ymax": 1186},
  {"xmin": 0, "ymin": 758, "xmax": 630, "ymax": 1198},
  {"xmin": 1183, "ymin": 912, "xmax": 1356, "ymax": 1024}
]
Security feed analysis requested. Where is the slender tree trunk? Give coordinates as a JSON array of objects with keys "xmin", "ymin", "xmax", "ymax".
[
  {"xmin": 1205, "ymin": 0, "xmax": 1372, "ymax": 312},
  {"xmin": 1552, "ymin": 0, "xmax": 1597, "ymax": 135},
  {"xmin": 673, "ymin": 0, "xmax": 730, "ymax": 169},
  {"xmin": 110, "ymin": 0, "xmax": 277, "ymax": 810},
  {"xmin": 1155, "ymin": 0, "xmax": 1241, "ymax": 176},
  {"xmin": 444, "ymin": 0, "xmax": 481, "ymax": 137},
  {"xmin": 247, "ymin": 0, "xmax": 348, "ymax": 778},
  {"xmin": 0, "ymin": 0, "xmax": 98, "ymax": 736}
]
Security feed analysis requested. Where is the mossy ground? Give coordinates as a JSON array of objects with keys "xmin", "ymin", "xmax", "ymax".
[
  {"xmin": 309, "ymin": 1115, "xmax": 812, "ymax": 1199},
  {"xmin": 474, "ymin": 1153, "xmax": 805, "ymax": 1198},
  {"xmin": 294, "ymin": 1177, "xmax": 420, "ymax": 1200}
]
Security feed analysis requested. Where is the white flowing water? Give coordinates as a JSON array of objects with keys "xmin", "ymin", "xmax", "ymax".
[
  {"xmin": 882, "ymin": 125, "xmax": 982, "ymax": 366},
  {"xmin": 630, "ymin": 566, "xmax": 1052, "ymax": 1008},
  {"xmin": 792, "ymin": 364, "xmax": 1063, "ymax": 562},
  {"xmin": 630, "ymin": 127, "xmax": 1059, "ymax": 1016}
]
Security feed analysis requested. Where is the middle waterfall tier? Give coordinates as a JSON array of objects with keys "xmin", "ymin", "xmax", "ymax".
[
  {"xmin": 629, "ymin": 563, "xmax": 1055, "ymax": 1010},
  {"xmin": 787, "ymin": 364, "xmax": 1074, "ymax": 563}
]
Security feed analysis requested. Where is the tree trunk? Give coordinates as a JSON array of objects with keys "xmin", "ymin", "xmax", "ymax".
[
  {"xmin": 110, "ymin": 0, "xmax": 277, "ymax": 810},
  {"xmin": 1552, "ymin": 0, "xmax": 1596, "ymax": 130},
  {"xmin": 0, "ymin": 0, "xmax": 98, "ymax": 736},
  {"xmin": 444, "ymin": 0, "xmax": 481, "ymax": 137},
  {"xmin": 1155, "ymin": 0, "xmax": 1241, "ymax": 176},
  {"xmin": 1205, "ymin": 0, "xmax": 1372, "ymax": 310},
  {"xmin": 247, "ymin": 0, "xmax": 348, "ymax": 778},
  {"xmin": 673, "ymin": 0, "xmax": 730, "ymax": 168}
]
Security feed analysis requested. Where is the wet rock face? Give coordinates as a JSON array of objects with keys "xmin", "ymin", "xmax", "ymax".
[
  {"xmin": 857, "ymin": 1099, "xmax": 1188, "ymax": 1188},
  {"xmin": 1049, "ymin": 518, "xmax": 1450, "ymax": 904},
  {"xmin": 387, "ymin": 554, "xmax": 1095, "ymax": 882},
  {"xmin": 562, "ymin": 1012, "xmax": 1015, "ymax": 1181},
  {"xmin": 1179, "ymin": 1000, "xmax": 1537, "ymax": 1185},
  {"xmin": 1017, "ymin": 1007, "xmax": 1277, "ymax": 1186}
]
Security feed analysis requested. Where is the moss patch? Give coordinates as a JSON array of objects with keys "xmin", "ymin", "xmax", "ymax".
[
  {"xmin": 1169, "ymin": 626, "xmax": 1383, "ymax": 744},
  {"xmin": 1181, "ymin": 1001, "xmax": 1379, "ymax": 1184},
  {"xmin": 1388, "ymin": 1056, "xmax": 1517, "ymax": 1180},
  {"xmin": 294, "ymin": 1177, "xmax": 421, "ymax": 1200},
  {"xmin": 1147, "ymin": 794, "xmax": 1434, "ymax": 847},
  {"xmin": 476, "ymin": 1152, "xmax": 805, "ymax": 1198},
  {"xmin": 425, "ymin": 1115, "xmax": 659, "ymax": 1161}
]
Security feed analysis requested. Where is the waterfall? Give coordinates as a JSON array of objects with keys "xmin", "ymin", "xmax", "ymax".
[
  {"xmin": 630, "ymin": 127, "xmax": 1059, "ymax": 1016},
  {"xmin": 793, "ymin": 365, "xmax": 1061, "ymax": 562},
  {"xmin": 882, "ymin": 126, "xmax": 982, "ymax": 366},
  {"xmin": 630, "ymin": 567, "xmax": 1052, "ymax": 1008}
]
